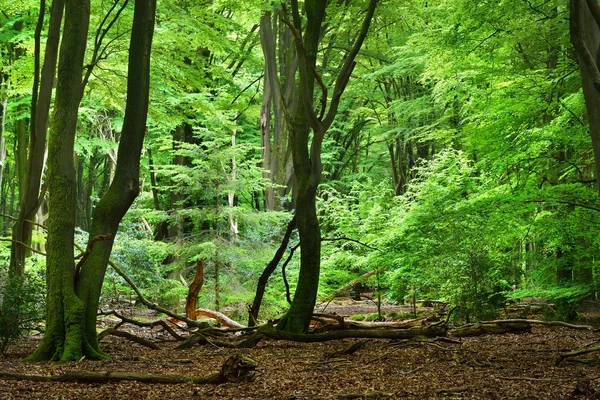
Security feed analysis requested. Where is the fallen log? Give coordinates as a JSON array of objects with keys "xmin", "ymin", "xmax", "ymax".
[
  {"xmin": 342, "ymin": 317, "xmax": 432, "ymax": 330},
  {"xmin": 449, "ymin": 322, "xmax": 532, "ymax": 337},
  {"xmin": 0, "ymin": 355, "xmax": 257, "ymax": 384},
  {"xmin": 237, "ymin": 323, "xmax": 448, "ymax": 348}
]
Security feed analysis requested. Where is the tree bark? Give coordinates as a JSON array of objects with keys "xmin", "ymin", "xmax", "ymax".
[
  {"xmin": 27, "ymin": 0, "xmax": 92, "ymax": 362},
  {"xmin": 28, "ymin": 0, "xmax": 157, "ymax": 361},
  {"xmin": 186, "ymin": 259, "xmax": 205, "ymax": 320},
  {"xmin": 248, "ymin": 215, "xmax": 296, "ymax": 326},
  {"xmin": 277, "ymin": 0, "xmax": 379, "ymax": 333},
  {"xmin": 571, "ymin": 0, "xmax": 600, "ymax": 194},
  {"xmin": 75, "ymin": 0, "xmax": 157, "ymax": 358},
  {"xmin": 260, "ymin": 9, "xmax": 296, "ymax": 211},
  {"xmin": 9, "ymin": 0, "xmax": 63, "ymax": 277}
]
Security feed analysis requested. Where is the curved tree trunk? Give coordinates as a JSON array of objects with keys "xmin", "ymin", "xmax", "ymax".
[
  {"xmin": 75, "ymin": 0, "xmax": 156, "ymax": 356},
  {"xmin": 276, "ymin": 0, "xmax": 379, "ymax": 333}
]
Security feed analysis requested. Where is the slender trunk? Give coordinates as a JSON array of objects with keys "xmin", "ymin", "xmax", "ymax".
[
  {"xmin": 248, "ymin": 216, "xmax": 296, "ymax": 326},
  {"xmin": 10, "ymin": 0, "xmax": 64, "ymax": 277},
  {"xmin": 75, "ymin": 0, "xmax": 156, "ymax": 355}
]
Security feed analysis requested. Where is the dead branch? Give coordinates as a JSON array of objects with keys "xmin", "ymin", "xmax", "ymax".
[
  {"xmin": 106, "ymin": 256, "xmax": 245, "ymax": 329},
  {"xmin": 97, "ymin": 310, "xmax": 186, "ymax": 341},
  {"xmin": 324, "ymin": 340, "xmax": 369, "ymax": 359},
  {"xmin": 481, "ymin": 319, "xmax": 593, "ymax": 330},
  {"xmin": 555, "ymin": 345, "xmax": 600, "ymax": 365},
  {"xmin": 97, "ymin": 328, "xmax": 159, "ymax": 350},
  {"xmin": 0, "ymin": 355, "xmax": 257, "ymax": 384},
  {"xmin": 195, "ymin": 308, "xmax": 245, "ymax": 329},
  {"xmin": 237, "ymin": 323, "xmax": 448, "ymax": 348}
]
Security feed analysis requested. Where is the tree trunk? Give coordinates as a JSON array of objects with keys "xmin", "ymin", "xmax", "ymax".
[
  {"xmin": 74, "ymin": 0, "xmax": 157, "ymax": 357},
  {"xmin": 570, "ymin": 0, "xmax": 600, "ymax": 194},
  {"xmin": 186, "ymin": 259, "xmax": 205, "ymax": 320},
  {"xmin": 260, "ymin": 9, "xmax": 295, "ymax": 211},
  {"xmin": 9, "ymin": 0, "xmax": 63, "ymax": 277},
  {"xmin": 276, "ymin": 0, "xmax": 379, "ymax": 333},
  {"xmin": 27, "ymin": 0, "xmax": 91, "ymax": 362},
  {"xmin": 28, "ymin": 0, "xmax": 157, "ymax": 361},
  {"xmin": 248, "ymin": 215, "xmax": 296, "ymax": 326}
]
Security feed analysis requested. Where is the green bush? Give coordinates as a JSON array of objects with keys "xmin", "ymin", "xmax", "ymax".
[{"xmin": 0, "ymin": 273, "xmax": 46, "ymax": 356}]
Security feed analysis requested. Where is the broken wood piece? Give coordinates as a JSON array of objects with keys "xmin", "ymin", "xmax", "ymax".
[
  {"xmin": 186, "ymin": 259, "xmax": 205, "ymax": 320},
  {"xmin": 0, "ymin": 355, "xmax": 257, "ymax": 384},
  {"xmin": 194, "ymin": 308, "xmax": 245, "ymax": 329}
]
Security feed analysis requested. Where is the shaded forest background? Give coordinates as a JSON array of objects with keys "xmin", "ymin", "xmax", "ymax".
[{"xmin": 1, "ymin": 0, "xmax": 599, "ymax": 354}]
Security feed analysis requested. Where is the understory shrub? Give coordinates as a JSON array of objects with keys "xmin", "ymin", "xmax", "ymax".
[{"xmin": 0, "ymin": 273, "xmax": 46, "ymax": 356}]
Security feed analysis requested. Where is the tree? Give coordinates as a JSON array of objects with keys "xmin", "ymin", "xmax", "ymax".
[
  {"xmin": 276, "ymin": 0, "xmax": 378, "ymax": 333},
  {"xmin": 9, "ymin": 0, "xmax": 63, "ymax": 277},
  {"xmin": 27, "ymin": 0, "xmax": 156, "ymax": 361},
  {"xmin": 570, "ymin": 0, "xmax": 600, "ymax": 194},
  {"xmin": 260, "ymin": 8, "xmax": 296, "ymax": 211}
]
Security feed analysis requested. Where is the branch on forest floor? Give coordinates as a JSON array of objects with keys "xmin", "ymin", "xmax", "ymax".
[
  {"xmin": 97, "ymin": 310, "xmax": 186, "ymax": 341},
  {"xmin": 481, "ymin": 319, "xmax": 593, "ymax": 331},
  {"xmin": 0, "ymin": 355, "xmax": 257, "ymax": 384},
  {"xmin": 97, "ymin": 328, "xmax": 159, "ymax": 350},
  {"xmin": 555, "ymin": 345, "xmax": 600, "ymax": 365}
]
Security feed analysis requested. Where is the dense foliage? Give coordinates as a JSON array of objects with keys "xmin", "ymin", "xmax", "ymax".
[{"xmin": 0, "ymin": 0, "xmax": 599, "ymax": 337}]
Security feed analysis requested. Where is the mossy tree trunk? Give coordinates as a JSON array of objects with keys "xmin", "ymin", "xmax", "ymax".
[
  {"xmin": 276, "ymin": 0, "xmax": 379, "ymax": 333},
  {"xmin": 27, "ymin": 0, "xmax": 92, "ymax": 362},
  {"xmin": 28, "ymin": 0, "xmax": 156, "ymax": 361}
]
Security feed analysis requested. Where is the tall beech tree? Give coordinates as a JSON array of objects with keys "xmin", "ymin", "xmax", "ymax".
[
  {"xmin": 571, "ymin": 0, "xmax": 600, "ymax": 194},
  {"xmin": 260, "ymin": 8, "xmax": 296, "ymax": 211},
  {"xmin": 28, "ymin": 0, "xmax": 156, "ymax": 361},
  {"xmin": 276, "ymin": 0, "xmax": 378, "ymax": 333}
]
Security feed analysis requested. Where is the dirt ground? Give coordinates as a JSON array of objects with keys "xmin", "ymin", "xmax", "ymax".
[{"xmin": 3, "ymin": 301, "xmax": 600, "ymax": 399}]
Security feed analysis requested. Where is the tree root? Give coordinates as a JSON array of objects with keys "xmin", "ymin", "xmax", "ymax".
[{"xmin": 2, "ymin": 355, "xmax": 257, "ymax": 384}]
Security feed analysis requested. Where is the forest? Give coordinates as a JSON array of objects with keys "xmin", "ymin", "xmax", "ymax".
[{"xmin": 3, "ymin": 0, "xmax": 600, "ymax": 398}]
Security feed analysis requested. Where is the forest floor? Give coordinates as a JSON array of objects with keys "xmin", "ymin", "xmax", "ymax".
[{"xmin": 3, "ymin": 299, "xmax": 600, "ymax": 399}]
